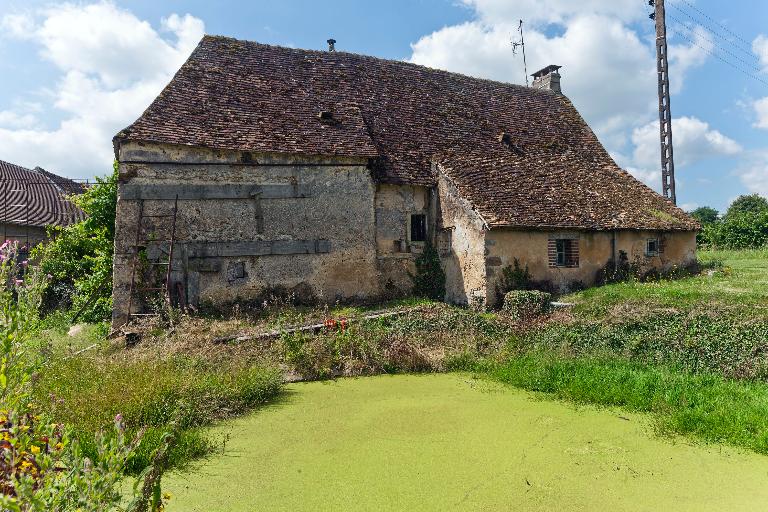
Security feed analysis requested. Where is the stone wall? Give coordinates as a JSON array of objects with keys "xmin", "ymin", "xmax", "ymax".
[
  {"xmin": 112, "ymin": 142, "xmax": 380, "ymax": 325},
  {"xmin": 484, "ymin": 228, "xmax": 697, "ymax": 306},
  {"xmin": 374, "ymin": 184, "xmax": 430, "ymax": 297},
  {"xmin": 435, "ymin": 171, "xmax": 488, "ymax": 307}
]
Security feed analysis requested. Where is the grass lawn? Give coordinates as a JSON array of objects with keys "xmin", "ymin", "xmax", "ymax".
[
  {"xmin": 568, "ymin": 248, "xmax": 768, "ymax": 318},
  {"xmin": 162, "ymin": 374, "xmax": 768, "ymax": 512}
]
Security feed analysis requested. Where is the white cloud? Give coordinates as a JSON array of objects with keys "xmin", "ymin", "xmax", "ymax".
[
  {"xmin": 625, "ymin": 166, "xmax": 662, "ymax": 192},
  {"xmin": 460, "ymin": 0, "xmax": 645, "ymax": 26},
  {"xmin": 632, "ymin": 116, "xmax": 741, "ymax": 170},
  {"xmin": 667, "ymin": 26, "xmax": 713, "ymax": 94},
  {"xmin": 410, "ymin": 14, "xmax": 657, "ymax": 152},
  {"xmin": 0, "ymin": 110, "xmax": 38, "ymax": 129},
  {"xmin": 0, "ymin": 13, "xmax": 35, "ymax": 38},
  {"xmin": 737, "ymin": 152, "xmax": 768, "ymax": 196},
  {"xmin": 753, "ymin": 97, "xmax": 768, "ymax": 129},
  {"xmin": 753, "ymin": 34, "xmax": 768, "ymax": 72},
  {"xmin": 679, "ymin": 202, "xmax": 699, "ymax": 212},
  {"xmin": 0, "ymin": 2, "xmax": 204, "ymax": 178}
]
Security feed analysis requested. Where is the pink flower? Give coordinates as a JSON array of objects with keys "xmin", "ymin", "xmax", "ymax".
[
  {"xmin": 21, "ymin": 260, "xmax": 28, "ymax": 267},
  {"xmin": 14, "ymin": 279, "xmax": 23, "ymax": 286}
]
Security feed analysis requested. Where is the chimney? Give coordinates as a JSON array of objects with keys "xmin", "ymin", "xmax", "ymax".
[
  {"xmin": 531, "ymin": 65, "xmax": 562, "ymax": 94},
  {"xmin": 327, "ymin": 38, "xmax": 336, "ymax": 52}
]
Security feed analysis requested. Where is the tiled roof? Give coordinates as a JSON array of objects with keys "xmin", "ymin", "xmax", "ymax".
[
  {"xmin": 117, "ymin": 35, "xmax": 697, "ymax": 231},
  {"xmin": 0, "ymin": 160, "xmax": 85, "ymax": 229}
]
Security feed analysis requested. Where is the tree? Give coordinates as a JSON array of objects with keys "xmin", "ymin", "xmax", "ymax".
[
  {"xmin": 690, "ymin": 206, "xmax": 719, "ymax": 225},
  {"xmin": 32, "ymin": 163, "xmax": 118, "ymax": 321},
  {"xmin": 703, "ymin": 210, "xmax": 768, "ymax": 249},
  {"xmin": 726, "ymin": 194, "xmax": 768, "ymax": 218}
]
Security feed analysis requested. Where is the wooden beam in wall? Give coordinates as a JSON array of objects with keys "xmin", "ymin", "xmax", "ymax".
[{"xmin": 120, "ymin": 183, "xmax": 311, "ymax": 200}]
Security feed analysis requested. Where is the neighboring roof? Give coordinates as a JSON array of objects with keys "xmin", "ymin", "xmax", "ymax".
[
  {"xmin": 0, "ymin": 160, "xmax": 85, "ymax": 229},
  {"xmin": 117, "ymin": 35, "xmax": 697, "ymax": 231}
]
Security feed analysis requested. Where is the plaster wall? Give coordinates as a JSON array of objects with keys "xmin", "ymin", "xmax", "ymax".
[{"xmin": 484, "ymin": 228, "xmax": 697, "ymax": 306}]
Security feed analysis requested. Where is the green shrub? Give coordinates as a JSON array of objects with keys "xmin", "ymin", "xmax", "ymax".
[
  {"xmin": 690, "ymin": 206, "xmax": 719, "ymax": 225},
  {"xmin": 410, "ymin": 243, "xmax": 446, "ymax": 300},
  {"xmin": 703, "ymin": 210, "xmax": 768, "ymax": 249},
  {"xmin": 502, "ymin": 290, "xmax": 551, "ymax": 320},
  {"xmin": 33, "ymin": 164, "xmax": 117, "ymax": 321},
  {"xmin": 496, "ymin": 258, "xmax": 531, "ymax": 296},
  {"xmin": 521, "ymin": 312, "xmax": 768, "ymax": 381}
]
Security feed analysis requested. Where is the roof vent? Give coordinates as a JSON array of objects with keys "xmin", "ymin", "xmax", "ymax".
[
  {"xmin": 327, "ymin": 38, "xmax": 336, "ymax": 52},
  {"xmin": 318, "ymin": 110, "xmax": 334, "ymax": 120},
  {"xmin": 531, "ymin": 65, "xmax": 562, "ymax": 94}
]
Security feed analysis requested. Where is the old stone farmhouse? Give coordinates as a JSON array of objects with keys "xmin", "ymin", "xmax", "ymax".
[
  {"xmin": 111, "ymin": 35, "xmax": 698, "ymax": 325},
  {"xmin": 0, "ymin": 159, "xmax": 84, "ymax": 247}
]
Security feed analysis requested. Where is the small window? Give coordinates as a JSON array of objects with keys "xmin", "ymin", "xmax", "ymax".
[
  {"xmin": 646, "ymin": 239, "xmax": 659, "ymax": 257},
  {"xmin": 548, "ymin": 238, "xmax": 579, "ymax": 268},
  {"xmin": 410, "ymin": 214, "xmax": 427, "ymax": 242}
]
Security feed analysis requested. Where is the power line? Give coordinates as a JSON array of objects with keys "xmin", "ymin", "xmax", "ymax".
[
  {"xmin": 671, "ymin": 0, "xmax": 755, "ymax": 49},
  {"xmin": 668, "ymin": 23, "xmax": 768, "ymax": 88},
  {"xmin": 667, "ymin": 13, "xmax": 764, "ymax": 74},
  {"xmin": 667, "ymin": 2, "xmax": 756, "ymax": 60}
]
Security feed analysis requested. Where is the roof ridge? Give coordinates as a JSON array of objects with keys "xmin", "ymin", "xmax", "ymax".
[{"xmin": 200, "ymin": 34, "xmax": 551, "ymax": 97}]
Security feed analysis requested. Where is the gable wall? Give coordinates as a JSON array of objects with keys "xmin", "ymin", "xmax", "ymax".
[
  {"xmin": 435, "ymin": 171, "xmax": 488, "ymax": 307},
  {"xmin": 112, "ymin": 142, "xmax": 379, "ymax": 325}
]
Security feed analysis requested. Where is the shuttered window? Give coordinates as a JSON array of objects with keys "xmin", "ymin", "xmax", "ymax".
[{"xmin": 548, "ymin": 238, "xmax": 579, "ymax": 268}]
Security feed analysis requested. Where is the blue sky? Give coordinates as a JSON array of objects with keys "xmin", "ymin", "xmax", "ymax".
[{"xmin": 1, "ymin": 0, "xmax": 767, "ymax": 213}]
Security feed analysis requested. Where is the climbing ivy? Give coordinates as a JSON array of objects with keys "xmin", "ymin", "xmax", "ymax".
[{"xmin": 411, "ymin": 242, "xmax": 446, "ymax": 301}]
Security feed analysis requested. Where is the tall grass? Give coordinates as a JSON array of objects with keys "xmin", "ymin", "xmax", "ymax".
[{"xmin": 35, "ymin": 355, "xmax": 282, "ymax": 473}]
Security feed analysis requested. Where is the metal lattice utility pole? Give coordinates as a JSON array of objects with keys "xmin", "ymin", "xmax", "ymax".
[{"xmin": 653, "ymin": 0, "xmax": 676, "ymax": 204}]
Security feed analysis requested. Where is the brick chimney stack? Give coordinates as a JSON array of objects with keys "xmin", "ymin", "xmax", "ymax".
[{"xmin": 531, "ymin": 65, "xmax": 562, "ymax": 94}]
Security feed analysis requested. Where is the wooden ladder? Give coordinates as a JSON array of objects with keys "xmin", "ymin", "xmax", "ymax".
[{"xmin": 126, "ymin": 195, "xmax": 179, "ymax": 319}]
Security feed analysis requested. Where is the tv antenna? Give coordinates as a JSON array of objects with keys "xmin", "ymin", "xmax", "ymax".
[{"xmin": 511, "ymin": 20, "xmax": 529, "ymax": 86}]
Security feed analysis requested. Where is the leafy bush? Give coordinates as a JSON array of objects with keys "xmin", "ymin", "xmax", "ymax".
[
  {"xmin": 502, "ymin": 290, "xmax": 551, "ymax": 321},
  {"xmin": 410, "ymin": 243, "xmax": 446, "ymax": 300},
  {"xmin": 33, "ymin": 164, "xmax": 117, "ymax": 321},
  {"xmin": 521, "ymin": 312, "xmax": 768, "ymax": 381},
  {"xmin": 496, "ymin": 258, "xmax": 531, "ymax": 297},
  {"xmin": 703, "ymin": 210, "xmax": 768, "ymax": 249}
]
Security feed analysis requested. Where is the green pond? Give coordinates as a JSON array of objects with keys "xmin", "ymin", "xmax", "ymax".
[{"xmin": 164, "ymin": 374, "xmax": 768, "ymax": 511}]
